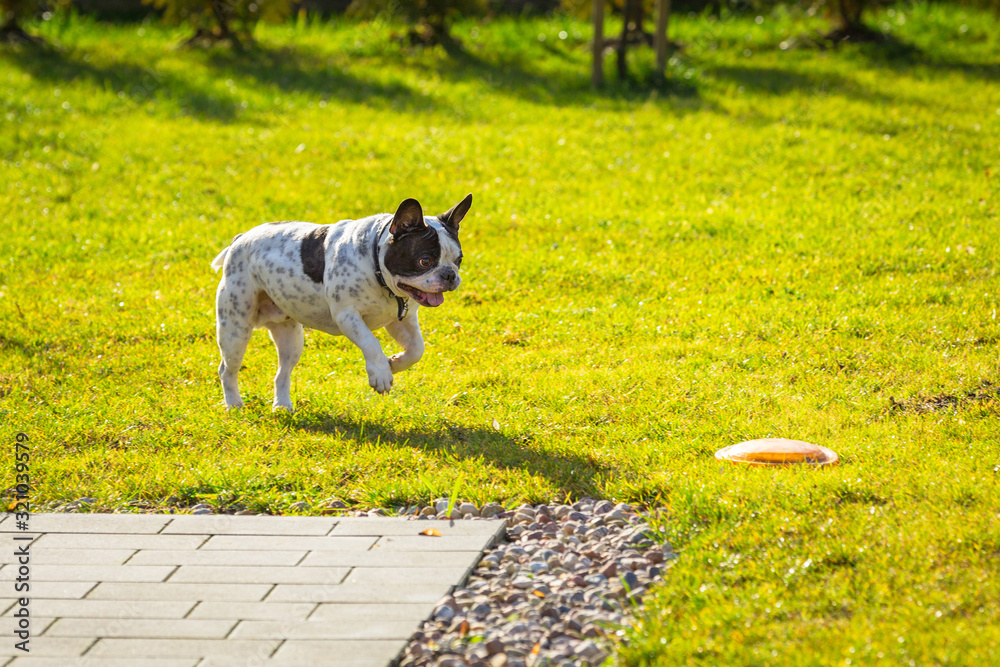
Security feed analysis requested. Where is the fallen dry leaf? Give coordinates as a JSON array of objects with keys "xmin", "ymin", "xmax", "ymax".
[{"xmin": 419, "ymin": 528, "xmax": 442, "ymax": 537}]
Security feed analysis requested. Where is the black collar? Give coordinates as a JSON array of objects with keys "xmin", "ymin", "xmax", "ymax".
[{"xmin": 372, "ymin": 219, "xmax": 408, "ymax": 321}]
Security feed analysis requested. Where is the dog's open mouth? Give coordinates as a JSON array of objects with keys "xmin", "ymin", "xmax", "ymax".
[{"xmin": 398, "ymin": 283, "xmax": 445, "ymax": 307}]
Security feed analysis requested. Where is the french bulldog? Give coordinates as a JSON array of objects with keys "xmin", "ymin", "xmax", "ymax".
[{"xmin": 210, "ymin": 195, "xmax": 471, "ymax": 411}]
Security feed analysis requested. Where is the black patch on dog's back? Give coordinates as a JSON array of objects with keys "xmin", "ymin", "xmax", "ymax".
[
  {"xmin": 300, "ymin": 226, "xmax": 328, "ymax": 283},
  {"xmin": 385, "ymin": 227, "xmax": 442, "ymax": 277}
]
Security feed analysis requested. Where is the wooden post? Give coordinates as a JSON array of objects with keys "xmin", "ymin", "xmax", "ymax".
[
  {"xmin": 654, "ymin": 0, "xmax": 671, "ymax": 78},
  {"xmin": 591, "ymin": 0, "xmax": 604, "ymax": 88},
  {"xmin": 617, "ymin": 0, "xmax": 631, "ymax": 82}
]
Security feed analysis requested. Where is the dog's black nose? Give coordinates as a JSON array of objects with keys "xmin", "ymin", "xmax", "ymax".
[{"xmin": 440, "ymin": 267, "xmax": 457, "ymax": 284}]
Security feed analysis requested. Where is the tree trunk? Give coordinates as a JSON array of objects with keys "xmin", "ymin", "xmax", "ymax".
[
  {"xmin": 822, "ymin": 0, "xmax": 884, "ymax": 43},
  {"xmin": 836, "ymin": 0, "xmax": 865, "ymax": 30},
  {"xmin": 654, "ymin": 0, "xmax": 670, "ymax": 77},
  {"xmin": 591, "ymin": 0, "xmax": 604, "ymax": 87},
  {"xmin": 629, "ymin": 0, "xmax": 643, "ymax": 36},
  {"xmin": 617, "ymin": 0, "xmax": 633, "ymax": 81},
  {"xmin": 0, "ymin": 18, "xmax": 39, "ymax": 44},
  {"xmin": 211, "ymin": 0, "xmax": 243, "ymax": 48}
]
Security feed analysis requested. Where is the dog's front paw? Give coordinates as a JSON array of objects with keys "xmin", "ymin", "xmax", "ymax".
[
  {"xmin": 272, "ymin": 401, "xmax": 294, "ymax": 413},
  {"xmin": 366, "ymin": 360, "xmax": 394, "ymax": 395},
  {"xmin": 225, "ymin": 401, "xmax": 244, "ymax": 412}
]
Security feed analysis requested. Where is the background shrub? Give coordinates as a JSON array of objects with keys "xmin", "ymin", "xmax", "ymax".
[
  {"xmin": 143, "ymin": 0, "xmax": 294, "ymax": 46},
  {"xmin": 2, "ymin": 0, "xmax": 70, "ymax": 41},
  {"xmin": 347, "ymin": 0, "xmax": 488, "ymax": 44}
]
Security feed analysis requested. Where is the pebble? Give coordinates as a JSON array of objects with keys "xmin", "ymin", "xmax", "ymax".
[
  {"xmin": 481, "ymin": 503, "xmax": 504, "ymax": 518},
  {"xmin": 433, "ymin": 605, "xmax": 455, "ymax": 623},
  {"xmin": 397, "ymin": 499, "xmax": 675, "ymax": 666},
  {"xmin": 593, "ymin": 500, "xmax": 614, "ymax": 514}
]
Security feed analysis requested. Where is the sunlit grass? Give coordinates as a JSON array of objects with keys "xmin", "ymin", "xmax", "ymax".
[{"xmin": 2, "ymin": 3, "xmax": 999, "ymax": 663}]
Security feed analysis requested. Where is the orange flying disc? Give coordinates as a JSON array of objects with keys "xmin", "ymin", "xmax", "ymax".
[{"xmin": 715, "ymin": 438, "xmax": 839, "ymax": 466}]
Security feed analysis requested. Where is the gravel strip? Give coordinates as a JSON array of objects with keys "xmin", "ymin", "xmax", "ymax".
[{"xmin": 390, "ymin": 499, "xmax": 677, "ymax": 667}]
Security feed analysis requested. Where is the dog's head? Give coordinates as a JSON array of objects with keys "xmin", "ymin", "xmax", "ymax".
[{"xmin": 384, "ymin": 195, "xmax": 471, "ymax": 308}]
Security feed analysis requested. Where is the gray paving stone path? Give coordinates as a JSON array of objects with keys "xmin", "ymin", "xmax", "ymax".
[{"xmin": 0, "ymin": 513, "xmax": 505, "ymax": 666}]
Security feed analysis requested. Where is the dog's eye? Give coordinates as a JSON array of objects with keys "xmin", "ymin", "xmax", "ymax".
[
  {"xmin": 456, "ymin": 255, "xmax": 463, "ymax": 267},
  {"xmin": 418, "ymin": 257, "xmax": 433, "ymax": 269}
]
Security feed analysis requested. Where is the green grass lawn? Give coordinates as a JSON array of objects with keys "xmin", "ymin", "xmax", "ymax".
[{"xmin": 2, "ymin": 2, "xmax": 1000, "ymax": 663}]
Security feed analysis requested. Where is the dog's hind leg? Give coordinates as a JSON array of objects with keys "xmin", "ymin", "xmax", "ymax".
[
  {"xmin": 267, "ymin": 320, "xmax": 304, "ymax": 412},
  {"xmin": 216, "ymin": 278, "xmax": 255, "ymax": 410}
]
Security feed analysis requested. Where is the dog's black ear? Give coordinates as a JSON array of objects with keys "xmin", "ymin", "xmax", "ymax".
[
  {"xmin": 438, "ymin": 194, "xmax": 472, "ymax": 233},
  {"xmin": 390, "ymin": 198, "xmax": 426, "ymax": 236}
]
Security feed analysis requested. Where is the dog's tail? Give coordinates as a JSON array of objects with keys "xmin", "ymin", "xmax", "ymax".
[
  {"xmin": 210, "ymin": 247, "xmax": 229, "ymax": 272},
  {"xmin": 210, "ymin": 233, "xmax": 243, "ymax": 272}
]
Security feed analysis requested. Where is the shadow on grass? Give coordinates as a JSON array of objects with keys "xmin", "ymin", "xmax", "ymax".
[
  {"xmin": 881, "ymin": 43, "xmax": 1000, "ymax": 83},
  {"xmin": 0, "ymin": 41, "xmax": 241, "ymax": 121},
  {"xmin": 925, "ymin": 58, "xmax": 1000, "ymax": 81},
  {"xmin": 834, "ymin": 30, "xmax": 1000, "ymax": 80},
  {"xmin": 1, "ymin": 39, "xmax": 438, "ymax": 121},
  {"xmin": 706, "ymin": 64, "xmax": 896, "ymax": 104},
  {"xmin": 785, "ymin": 28, "xmax": 1000, "ymax": 83},
  {"xmin": 814, "ymin": 25, "xmax": 923, "ymax": 58},
  {"xmin": 434, "ymin": 39, "xmax": 705, "ymax": 109},
  {"xmin": 293, "ymin": 411, "xmax": 607, "ymax": 500},
  {"xmin": 205, "ymin": 45, "xmax": 439, "ymax": 113},
  {"xmin": 3, "ymin": 32, "xmax": 707, "ymax": 118}
]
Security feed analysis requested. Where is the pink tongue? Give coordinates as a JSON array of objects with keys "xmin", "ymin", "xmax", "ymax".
[{"xmin": 425, "ymin": 292, "xmax": 444, "ymax": 307}]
